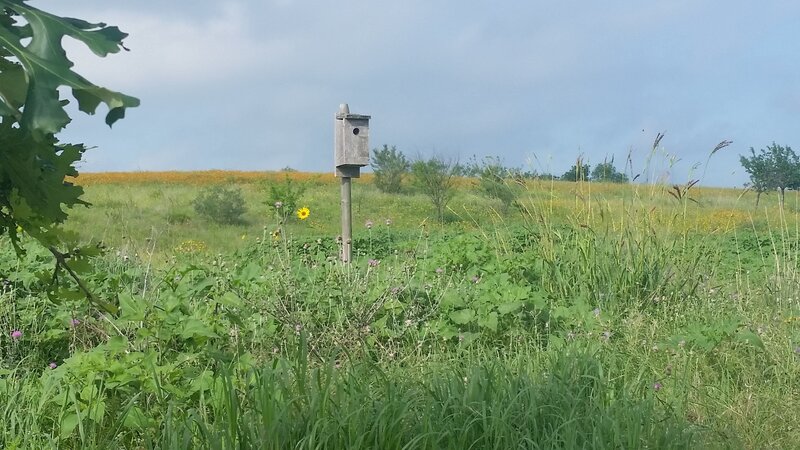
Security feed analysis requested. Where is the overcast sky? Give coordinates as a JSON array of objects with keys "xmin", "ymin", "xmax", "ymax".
[{"xmin": 36, "ymin": 0, "xmax": 800, "ymax": 187}]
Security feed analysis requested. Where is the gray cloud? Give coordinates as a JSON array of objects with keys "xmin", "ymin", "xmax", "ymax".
[{"xmin": 37, "ymin": 0, "xmax": 800, "ymax": 187}]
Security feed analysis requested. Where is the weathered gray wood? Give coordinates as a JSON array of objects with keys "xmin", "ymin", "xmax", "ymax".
[
  {"xmin": 340, "ymin": 176, "xmax": 352, "ymax": 263},
  {"xmin": 335, "ymin": 103, "xmax": 371, "ymax": 171},
  {"xmin": 334, "ymin": 103, "xmax": 370, "ymax": 263}
]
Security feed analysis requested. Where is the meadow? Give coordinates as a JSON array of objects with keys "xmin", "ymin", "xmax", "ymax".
[{"xmin": 1, "ymin": 170, "xmax": 799, "ymax": 449}]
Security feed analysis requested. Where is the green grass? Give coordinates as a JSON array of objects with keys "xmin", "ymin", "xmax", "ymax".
[{"xmin": 1, "ymin": 173, "xmax": 799, "ymax": 448}]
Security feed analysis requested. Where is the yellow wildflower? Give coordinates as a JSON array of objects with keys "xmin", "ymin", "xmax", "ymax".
[{"xmin": 296, "ymin": 207, "xmax": 310, "ymax": 221}]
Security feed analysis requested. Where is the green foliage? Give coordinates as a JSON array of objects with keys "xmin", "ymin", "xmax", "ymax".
[
  {"xmin": 263, "ymin": 175, "xmax": 306, "ymax": 222},
  {"xmin": 740, "ymin": 142, "xmax": 800, "ymax": 205},
  {"xmin": 192, "ymin": 185, "xmax": 247, "ymax": 224},
  {"xmin": 152, "ymin": 353, "xmax": 702, "ymax": 449},
  {"xmin": 411, "ymin": 156, "xmax": 459, "ymax": 222},
  {"xmin": 591, "ymin": 159, "xmax": 629, "ymax": 183},
  {"xmin": 561, "ymin": 162, "xmax": 591, "ymax": 182},
  {"xmin": 371, "ymin": 144, "xmax": 410, "ymax": 193},
  {"xmin": 2, "ymin": 194, "xmax": 800, "ymax": 446},
  {"xmin": 0, "ymin": 0, "xmax": 138, "ymax": 250},
  {"xmin": 474, "ymin": 157, "xmax": 520, "ymax": 211}
]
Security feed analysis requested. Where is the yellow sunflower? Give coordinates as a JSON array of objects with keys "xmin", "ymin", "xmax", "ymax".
[{"xmin": 296, "ymin": 206, "xmax": 310, "ymax": 221}]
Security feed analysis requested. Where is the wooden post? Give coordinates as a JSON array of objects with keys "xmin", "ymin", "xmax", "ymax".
[
  {"xmin": 334, "ymin": 103, "xmax": 370, "ymax": 263},
  {"xmin": 340, "ymin": 176, "xmax": 352, "ymax": 263}
]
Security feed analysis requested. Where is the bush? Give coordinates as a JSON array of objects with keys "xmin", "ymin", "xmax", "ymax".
[
  {"xmin": 192, "ymin": 185, "xmax": 247, "ymax": 224},
  {"xmin": 475, "ymin": 157, "xmax": 520, "ymax": 211},
  {"xmin": 371, "ymin": 145, "xmax": 410, "ymax": 193},
  {"xmin": 263, "ymin": 176, "xmax": 306, "ymax": 222},
  {"xmin": 411, "ymin": 156, "xmax": 459, "ymax": 222}
]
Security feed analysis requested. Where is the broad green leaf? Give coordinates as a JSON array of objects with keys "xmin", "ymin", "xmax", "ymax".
[
  {"xmin": 235, "ymin": 263, "xmax": 261, "ymax": 283},
  {"xmin": 0, "ymin": 124, "xmax": 87, "ymax": 225},
  {"xmin": 217, "ymin": 292, "xmax": 243, "ymax": 309},
  {"xmin": 118, "ymin": 293, "xmax": 145, "ymax": 322},
  {"xmin": 0, "ymin": 0, "xmax": 139, "ymax": 135},
  {"xmin": 189, "ymin": 370, "xmax": 215, "ymax": 395},
  {"xmin": 60, "ymin": 413, "xmax": 80, "ymax": 438},
  {"xmin": 498, "ymin": 302, "xmax": 523, "ymax": 315},
  {"xmin": 735, "ymin": 330, "xmax": 765, "ymax": 350},
  {"xmin": 180, "ymin": 318, "xmax": 218, "ymax": 340},
  {"xmin": 0, "ymin": 57, "xmax": 25, "ymax": 117},
  {"xmin": 87, "ymin": 399, "xmax": 106, "ymax": 422},
  {"xmin": 478, "ymin": 311, "xmax": 498, "ymax": 332},
  {"xmin": 122, "ymin": 406, "xmax": 149, "ymax": 430},
  {"xmin": 440, "ymin": 291, "xmax": 466, "ymax": 309},
  {"xmin": 105, "ymin": 336, "xmax": 128, "ymax": 352},
  {"xmin": 449, "ymin": 308, "xmax": 476, "ymax": 325},
  {"xmin": 459, "ymin": 331, "xmax": 480, "ymax": 345}
]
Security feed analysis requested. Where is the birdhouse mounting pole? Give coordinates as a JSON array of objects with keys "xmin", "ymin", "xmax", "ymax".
[
  {"xmin": 341, "ymin": 176, "xmax": 353, "ymax": 263},
  {"xmin": 334, "ymin": 103, "xmax": 370, "ymax": 263}
]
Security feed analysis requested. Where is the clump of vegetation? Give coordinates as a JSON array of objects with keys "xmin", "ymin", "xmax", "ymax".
[
  {"xmin": 591, "ymin": 159, "xmax": 629, "ymax": 183},
  {"xmin": 740, "ymin": 142, "xmax": 800, "ymax": 205},
  {"xmin": 411, "ymin": 156, "xmax": 460, "ymax": 222},
  {"xmin": 263, "ymin": 175, "xmax": 306, "ymax": 222},
  {"xmin": 474, "ymin": 157, "xmax": 521, "ymax": 212},
  {"xmin": 371, "ymin": 144, "xmax": 410, "ymax": 193},
  {"xmin": 192, "ymin": 185, "xmax": 247, "ymax": 224},
  {"xmin": 560, "ymin": 159, "xmax": 591, "ymax": 182}
]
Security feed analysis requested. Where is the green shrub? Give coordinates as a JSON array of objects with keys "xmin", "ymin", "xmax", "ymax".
[
  {"xmin": 192, "ymin": 185, "xmax": 247, "ymax": 224},
  {"xmin": 475, "ymin": 157, "xmax": 520, "ymax": 211},
  {"xmin": 371, "ymin": 145, "xmax": 410, "ymax": 193},
  {"xmin": 411, "ymin": 156, "xmax": 459, "ymax": 222},
  {"xmin": 263, "ymin": 176, "xmax": 306, "ymax": 222}
]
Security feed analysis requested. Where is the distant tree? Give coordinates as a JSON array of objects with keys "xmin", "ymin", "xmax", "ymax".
[
  {"xmin": 740, "ymin": 143, "xmax": 800, "ymax": 205},
  {"xmin": 739, "ymin": 148, "xmax": 772, "ymax": 206},
  {"xmin": 371, "ymin": 145, "xmax": 410, "ymax": 193},
  {"xmin": 411, "ymin": 156, "xmax": 459, "ymax": 222},
  {"xmin": 560, "ymin": 163, "xmax": 591, "ymax": 182},
  {"xmin": 474, "ymin": 157, "xmax": 519, "ymax": 212},
  {"xmin": 591, "ymin": 160, "xmax": 629, "ymax": 183}
]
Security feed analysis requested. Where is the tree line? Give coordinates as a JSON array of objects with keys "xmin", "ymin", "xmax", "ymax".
[{"xmin": 370, "ymin": 145, "xmax": 630, "ymax": 221}]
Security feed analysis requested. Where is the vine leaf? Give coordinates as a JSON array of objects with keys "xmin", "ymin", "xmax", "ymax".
[{"xmin": 0, "ymin": 0, "xmax": 140, "ymax": 136}]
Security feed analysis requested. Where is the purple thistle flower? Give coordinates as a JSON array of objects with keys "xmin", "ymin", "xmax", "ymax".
[
  {"xmin": 10, "ymin": 330, "xmax": 22, "ymax": 340},
  {"xmin": 48, "ymin": 362, "xmax": 57, "ymax": 369},
  {"xmin": 653, "ymin": 382, "xmax": 663, "ymax": 391},
  {"xmin": 435, "ymin": 267, "xmax": 444, "ymax": 275},
  {"xmin": 471, "ymin": 275, "xmax": 480, "ymax": 284},
  {"xmin": 368, "ymin": 259, "xmax": 380, "ymax": 267},
  {"xmin": 70, "ymin": 318, "xmax": 81, "ymax": 327}
]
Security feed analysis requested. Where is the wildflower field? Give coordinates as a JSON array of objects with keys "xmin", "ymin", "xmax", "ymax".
[{"xmin": 2, "ymin": 170, "xmax": 800, "ymax": 449}]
